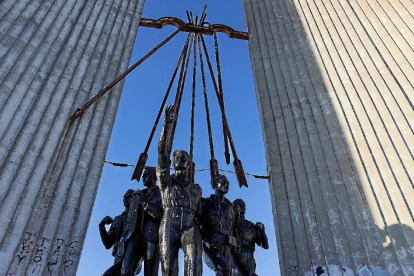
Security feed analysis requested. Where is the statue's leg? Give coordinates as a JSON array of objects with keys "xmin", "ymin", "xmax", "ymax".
[
  {"xmin": 246, "ymin": 251, "xmax": 256, "ymax": 275},
  {"xmin": 233, "ymin": 250, "xmax": 250, "ymax": 276},
  {"xmin": 220, "ymin": 247, "xmax": 233, "ymax": 276},
  {"xmin": 205, "ymin": 247, "xmax": 231, "ymax": 276},
  {"xmin": 160, "ymin": 221, "xmax": 180, "ymax": 276},
  {"xmin": 144, "ymin": 240, "xmax": 160, "ymax": 276},
  {"xmin": 226, "ymin": 249, "xmax": 238, "ymax": 276},
  {"xmin": 202, "ymin": 245, "xmax": 219, "ymax": 274},
  {"xmin": 102, "ymin": 261, "xmax": 122, "ymax": 276},
  {"xmin": 121, "ymin": 236, "xmax": 144, "ymax": 276},
  {"xmin": 181, "ymin": 226, "xmax": 203, "ymax": 276},
  {"xmin": 172, "ymin": 254, "xmax": 179, "ymax": 276}
]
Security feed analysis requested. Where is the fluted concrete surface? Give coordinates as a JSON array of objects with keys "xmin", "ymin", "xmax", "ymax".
[
  {"xmin": 0, "ymin": 0, "xmax": 144, "ymax": 275},
  {"xmin": 242, "ymin": 0, "xmax": 413, "ymax": 275}
]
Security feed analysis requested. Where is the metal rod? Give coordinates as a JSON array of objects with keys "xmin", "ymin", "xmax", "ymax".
[
  {"xmin": 190, "ymin": 36, "xmax": 197, "ymax": 157},
  {"xmin": 70, "ymin": 29, "xmax": 181, "ymax": 120},
  {"xmin": 186, "ymin": 11, "xmax": 193, "ymax": 24},
  {"xmin": 197, "ymin": 34, "xmax": 215, "ymax": 160},
  {"xmin": 200, "ymin": 4, "xmax": 208, "ymax": 24},
  {"xmin": 106, "ymin": 160, "xmax": 270, "ymax": 180},
  {"xmin": 190, "ymin": 11, "xmax": 195, "ymax": 24},
  {"xmin": 195, "ymin": 168, "xmax": 270, "ymax": 179},
  {"xmin": 214, "ymin": 32, "xmax": 231, "ymax": 164},
  {"xmin": 144, "ymin": 33, "xmax": 192, "ymax": 153},
  {"xmin": 189, "ymin": 35, "xmax": 198, "ymax": 183},
  {"xmin": 200, "ymin": 13, "xmax": 207, "ymax": 25},
  {"xmin": 199, "ymin": 34, "xmax": 237, "ymax": 158},
  {"xmin": 131, "ymin": 33, "xmax": 192, "ymax": 182},
  {"xmin": 199, "ymin": 34, "xmax": 248, "ymax": 187},
  {"xmin": 168, "ymin": 34, "xmax": 194, "ymax": 153}
]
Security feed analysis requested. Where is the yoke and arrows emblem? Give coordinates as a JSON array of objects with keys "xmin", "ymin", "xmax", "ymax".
[{"xmin": 70, "ymin": 6, "xmax": 249, "ymax": 188}]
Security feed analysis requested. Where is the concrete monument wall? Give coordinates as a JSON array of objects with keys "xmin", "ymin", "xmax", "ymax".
[
  {"xmin": 0, "ymin": 0, "xmax": 145, "ymax": 275},
  {"xmin": 242, "ymin": 0, "xmax": 413, "ymax": 275}
]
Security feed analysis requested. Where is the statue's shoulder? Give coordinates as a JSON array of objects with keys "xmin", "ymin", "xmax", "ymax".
[
  {"xmin": 206, "ymin": 194, "xmax": 215, "ymax": 202},
  {"xmin": 224, "ymin": 198, "xmax": 235, "ymax": 214},
  {"xmin": 114, "ymin": 213, "xmax": 124, "ymax": 221},
  {"xmin": 244, "ymin": 219, "xmax": 255, "ymax": 229},
  {"xmin": 162, "ymin": 176, "xmax": 175, "ymax": 187},
  {"xmin": 201, "ymin": 195, "xmax": 212, "ymax": 208},
  {"xmin": 192, "ymin": 183, "xmax": 202, "ymax": 193},
  {"xmin": 129, "ymin": 193, "xmax": 141, "ymax": 209},
  {"xmin": 205, "ymin": 195, "xmax": 218, "ymax": 211},
  {"xmin": 201, "ymin": 196, "xmax": 209, "ymax": 204},
  {"xmin": 150, "ymin": 186, "xmax": 162, "ymax": 200},
  {"xmin": 113, "ymin": 212, "xmax": 126, "ymax": 225}
]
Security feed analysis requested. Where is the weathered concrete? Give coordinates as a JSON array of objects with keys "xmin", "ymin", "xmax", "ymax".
[
  {"xmin": 0, "ymin": 0, "xmax": 145, "ymax": 275},
  {"xmin": 242, "ymin": 0, "xmax": 414, "ymax": 275}
]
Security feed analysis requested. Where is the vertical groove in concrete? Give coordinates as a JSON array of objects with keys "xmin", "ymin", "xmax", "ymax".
[
  {"xmin": 256, "ymin": 0, "xmax": 314, "ymax": 270},
  {"xmin": 243, "ymin": 0, "xmax": 414, "ymax": 275},
  {"xmin": 242, "ymin": 1, "xmax": 299, "ymax": 274},
  {"xmin": 0, "ymin": 0, "xmax": 145, "ymax": 275}
]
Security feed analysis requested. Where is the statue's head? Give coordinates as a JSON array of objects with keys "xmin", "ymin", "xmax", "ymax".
[
  {"xmin": 233, "ymin": 198, "xmax": 246, "ymax": 223},
  {"xmin": 142, "ymin": 166, "xmax": 157, "ymax": 187},
  {"xmin": 212, "ymin": 174, "xmax": 229, "ymax": 195},
  {"xmin": 172, "ymin": 150, "xmax": 190, "ymax": 171},
  {"xmin": 123, "ymin": 189, "xmax": 135, "ymax": 207}
]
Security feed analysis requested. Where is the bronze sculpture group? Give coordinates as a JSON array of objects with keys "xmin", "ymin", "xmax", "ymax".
[{"xmin": 99, "ymin": 106, "xmax": 268, "ymax": 276}]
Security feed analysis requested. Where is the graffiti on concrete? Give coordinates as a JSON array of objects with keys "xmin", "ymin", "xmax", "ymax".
[
  {"xmin": 47, "ymin": 238, "xmax": 65, "ymax": 272},
  {"xmin": 10, "ymin": 232, "xmax": 79, "ymax": 275},
  {"xmin": 288, "ymin": 264, "xmax": 300, "ymax": 275},
  {"xmin": 63, "ymin": 241, "xmax": 78, "ymax": 273}
]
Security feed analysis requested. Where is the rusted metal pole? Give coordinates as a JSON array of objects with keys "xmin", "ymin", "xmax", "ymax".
[
  {"xmin": 167, "ymin": 34, "xmax": 194, "ymax": 153},
  {"xmin": 189, "ymin": 35, "xmax": 198, "ymax": 183},
  {"xmin": 199, "ymin": 34, "xmax": 248, "ymax": 188},
  {"xmin": 70, "ymin": 29, "xmax": 181, "ymax": 120},
  {"xmin": 199, "ymin": 35, "xmax": 235, "ymax": 157},
  {"xmin": 131, "ymin": 33, "xmax": 191, "ymax": 182},
  {"xmin": 197, "ymin": 34, "xmax": 218, "ymax": 181},
  {"xmin": 214, "ymin": 32, "xmax": 231, "ymax": 165},
  {"xmin": 200, "ymin": 4, "xmax": 208, "ymax": 25}
]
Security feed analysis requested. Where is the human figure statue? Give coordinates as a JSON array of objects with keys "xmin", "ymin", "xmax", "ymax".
[
  {"xmin": 118, "ymin": 167, "xmax": 163, "ymax": 276},
  {"xmin": 157, "ymin": 105, "xmax": 203, "ymax": 276},
  {"xmin": 232, "ymin": 199, "xmax": 269, "ymax": 276},
  {"xmin": 201, "ymin": 174, "xmax": 237, "ymax": 276},
  {"xmin": 100, "ymin": 189, "xmax": 134, "ymax": 276}
]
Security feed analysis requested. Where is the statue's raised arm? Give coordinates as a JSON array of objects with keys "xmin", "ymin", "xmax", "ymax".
[
  {"xmin": 156, "ymin": 105, "xmax": 203, "ymax": 276},
  {"xmin": 157, "ymin": 105, "xmax": 175, "ymax": 187}
]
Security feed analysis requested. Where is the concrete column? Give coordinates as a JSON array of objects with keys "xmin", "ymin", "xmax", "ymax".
[
  {"xmin": 0, "ymin": 0, "xmax": 145, "ymax": 275},
  {"xmin": 242, "ymin": 0, "xmax": 414, "ymax": 275}
]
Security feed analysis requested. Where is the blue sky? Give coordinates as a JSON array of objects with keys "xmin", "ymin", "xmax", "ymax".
[{"xmin": 77, "ymin": 1, "xmax": 280, "ymax": 275}]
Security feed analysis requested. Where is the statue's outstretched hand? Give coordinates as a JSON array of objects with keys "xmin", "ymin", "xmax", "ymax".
[{"xmin": 164, "ymin": 105, "xmax": 176, "ymax": 124}]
